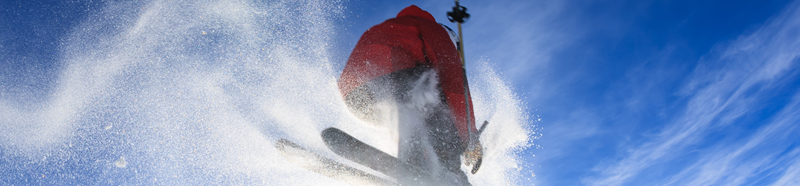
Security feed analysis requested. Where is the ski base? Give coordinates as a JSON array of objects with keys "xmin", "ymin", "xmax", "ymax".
[
  {"xmin": 321, "ymin": 127, "xmax": 445, "ymax": 185},
  {"xmin": 274, "ymin": 138, "xmax": 398, "ymax": 186}
]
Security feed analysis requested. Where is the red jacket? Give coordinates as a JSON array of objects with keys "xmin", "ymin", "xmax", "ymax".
[{"xmin": 338, "ymin": 5, "xmax": 476, "ymax": 144}]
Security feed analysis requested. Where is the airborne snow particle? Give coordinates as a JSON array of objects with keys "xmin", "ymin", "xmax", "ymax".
[{"xmin": 114, "ymin": 157, "xmax": 127, "ymax": 168}]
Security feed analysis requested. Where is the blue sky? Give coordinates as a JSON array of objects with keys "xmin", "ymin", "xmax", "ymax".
[{"xmin": 3, "ymin": 0, "xmax": 800, "ymax": 185}]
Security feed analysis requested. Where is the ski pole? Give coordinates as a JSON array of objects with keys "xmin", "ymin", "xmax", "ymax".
[
  {"xmin": 448, "ymin": 0, "xmax": 471, "ymax": 138},
  {"xmin": 448, "ymin": 0, "xmax": 484, "ymax": 174}
]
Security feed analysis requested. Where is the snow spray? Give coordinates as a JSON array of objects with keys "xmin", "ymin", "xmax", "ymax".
[{"xmin": 0, "ymin": 0, "xmax": 532, "ymax": 185}]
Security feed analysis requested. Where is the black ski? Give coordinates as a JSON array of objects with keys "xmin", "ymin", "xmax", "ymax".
[
  {"xmin": 321, "ymin": 127, "xmax": 443, "ymax": 185},
  {"xmin": 274, "ymin": 138, "xmax": 398, "ymax": 186}
]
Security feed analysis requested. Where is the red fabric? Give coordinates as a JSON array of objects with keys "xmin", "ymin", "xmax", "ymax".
[
  {"xmin": 396, "ymin": 5, "xmax": 436, "ymax": 22},
  {"xmin": 338, "ymin": 5, "xmax": 477, "ymax": 144}
]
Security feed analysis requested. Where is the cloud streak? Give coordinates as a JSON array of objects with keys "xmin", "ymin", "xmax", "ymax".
[
  {"xmin": 584, "ymin": 1, "xmax": 800, "ymax": 185},
  {"xmin": 659, "ymin": 95, "xmax": 800, "ymax": 185}
]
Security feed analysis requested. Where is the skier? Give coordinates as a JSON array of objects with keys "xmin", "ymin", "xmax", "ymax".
[{"xmin": 338, "ymin": 5, "xmax": 482, "ymax": 186}]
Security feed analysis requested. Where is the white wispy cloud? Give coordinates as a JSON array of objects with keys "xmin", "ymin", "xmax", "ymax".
[
  {"xmin": 768, "ymin": 149, "xmax": 800, "ymax": 186},
  {"xmin": 658, "ymin": 94, "xmax": 800, "ymax": 185},
  {"xmin": 584, "ymin": 1, "xmax": 800, "ymax": 185}
]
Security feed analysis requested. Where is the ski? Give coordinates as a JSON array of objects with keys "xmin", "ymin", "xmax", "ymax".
[
  {"xmin": 274, "ymin": 138, "xmax": 398, "ymax": 186},
  {"xmin": 321, "ymin": 127, "xmax": 443, "ymax": 185}
]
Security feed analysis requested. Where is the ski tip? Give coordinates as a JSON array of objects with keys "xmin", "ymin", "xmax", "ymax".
[
  {"xmin": 321, "ymin": 127, "xmax": 350, "ymax": 147},
  {"xmin": 321, "ymin": 127, "xmax": 343, "ymax": 136},
  {"xmin": 275, "ymin": 139, "xmax": 290, "ymax": 150},
  {"xmin": 276, "ymin": 138, "xmax": 306, "ymax": 151}
]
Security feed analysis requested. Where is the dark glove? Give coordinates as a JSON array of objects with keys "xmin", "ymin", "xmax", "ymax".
[
  {"xmin": 463, "ymin": 121, "xmax": 488, "ymax": 174},
  {"xmin": 462, "ymin": 137, "xmax": 483, "ymax": 173}
]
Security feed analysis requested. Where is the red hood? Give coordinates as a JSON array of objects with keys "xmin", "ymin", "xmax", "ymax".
[{"xmin": 396, "ymin": 5, "xmax": 436, "ymax": 22}]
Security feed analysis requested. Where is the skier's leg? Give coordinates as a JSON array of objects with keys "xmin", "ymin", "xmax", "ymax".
[
  {"xmin": 397, "ymin": 105, "xmax": 440, "ymax": 185},
  {"xmin": 397, "ymin": 104, "xmax": 431, "ymax": 167},
  {"xmin": 401, "ymin": 69, "xmax": 471, "ymax": 185},
  {"xmin": 426, "ymin": 105, "xmax": 471, "ymax": 186}
]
